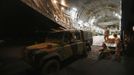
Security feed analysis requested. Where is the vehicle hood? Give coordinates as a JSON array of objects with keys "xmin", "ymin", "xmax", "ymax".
[{"xmin": 26, "ymin": 42, "xmax": 60, "ymax": 53}]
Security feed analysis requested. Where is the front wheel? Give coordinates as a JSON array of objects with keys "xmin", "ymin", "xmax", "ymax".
[{"xmin": 41, "ymin": 59, "xmax": 60, "ymax": 75}]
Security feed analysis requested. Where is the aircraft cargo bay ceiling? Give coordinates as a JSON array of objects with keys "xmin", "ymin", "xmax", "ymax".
[{"xmin": 21, "ymin": 0, "xmax": 121, "ymax": 34}]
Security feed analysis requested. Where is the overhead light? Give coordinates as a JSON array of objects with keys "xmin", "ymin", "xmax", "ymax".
[
  {"xmin": 72, "ymin": 8, "xmax": 77, "ymax": 11},
  {"xmin": 84, "ymin": 22, "xmax": 89, "ymax": 26},
  {"xmin": 61, "ymin": 7, "xmax": 64, "ymax": 10},
  {"xmin": 114, "ymin": 13, "xmax": 121, "ymax": 19},
  {"xmin": 53, "ymin": 0, "xmax": 57, "ymax": 4},
  {"xmin": 69, "ymin": 7, "xmax": 77, "ymax": 20},
  {"xmin": 78, "ymin": 20, "xmax": 83, "ymax": 25},
  {"xmin": 89, "ymin": 17, "xmax": 96, "ymax": 26},
  {"xmin": 61, "ymin": 0, "xmax": 66, "ymax": 6}
]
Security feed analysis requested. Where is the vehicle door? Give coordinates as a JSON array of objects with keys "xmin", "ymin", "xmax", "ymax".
[
  {"xmin": 74, "ymin": 31, "xmax": 85, "ymax": 55},
  {"xmin": 57, "ymin": 32, "xmax": 73, "ymax": 60}
]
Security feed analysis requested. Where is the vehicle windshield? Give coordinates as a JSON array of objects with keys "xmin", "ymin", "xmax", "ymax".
[{"xmin": 45, "ymin": 32, "xmax": 64, "ymax": 42}]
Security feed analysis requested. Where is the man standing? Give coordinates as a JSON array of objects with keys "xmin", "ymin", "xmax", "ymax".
[
  {"xmin": 104, "ymin": 28, "xmax": 109, "ymax": 42},
  {"xmin": 113, "ymin": 33, "xmax": 122, "ymax": 61}
]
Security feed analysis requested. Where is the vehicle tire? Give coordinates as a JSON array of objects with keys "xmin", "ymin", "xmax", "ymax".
[{"xmin": 41, "ymin": 59, "xmax": 60, "ymax": 75}]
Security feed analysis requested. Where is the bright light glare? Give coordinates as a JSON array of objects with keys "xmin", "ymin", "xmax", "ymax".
[
  {"xmin": 61, "ymin": 7, "xmax": 64, "ymax": 10},
  {"xmin": 109, "ymin": 35, "xmax": 120, "ymax": 39},
  {"xmin": 61, "ymin": 0, "xmax": 66, "ymax": 6},
  {"xmin": 78, "ymin": 20, "xmax": 83, "ymax": 25},
  {"xmin": 72, "ymin": 8, "xmax": 77, "ymax": 11},
  {"xmin": 91, "ymin": 19, "xmax": 95, "ymax": 25},
  {"xmin": 70, "ymin": 7, "xmax": 77, "ymax": 20},
  {"xmin": 89, "ymin": 17, "xmax": 96, "ymax": 26},
  {"xmin": 53, "ymin": 0, "xmax": 57, "ymax": 4},
  {"xmin": 84, "ymin": 22, "xmax": 89, "ymax": 26},
  {"xmin": 115, "ymin": 13, "xmax": 121, "ymax": 19},
  {"xmin": 109, "ymin": 35, "xmax": 114, "ymax": 39}
]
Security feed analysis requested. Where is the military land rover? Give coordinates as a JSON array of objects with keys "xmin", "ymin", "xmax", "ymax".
[{"xmin": 24, "ymin": 30, "xmax": 92, "ymax": 75}]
